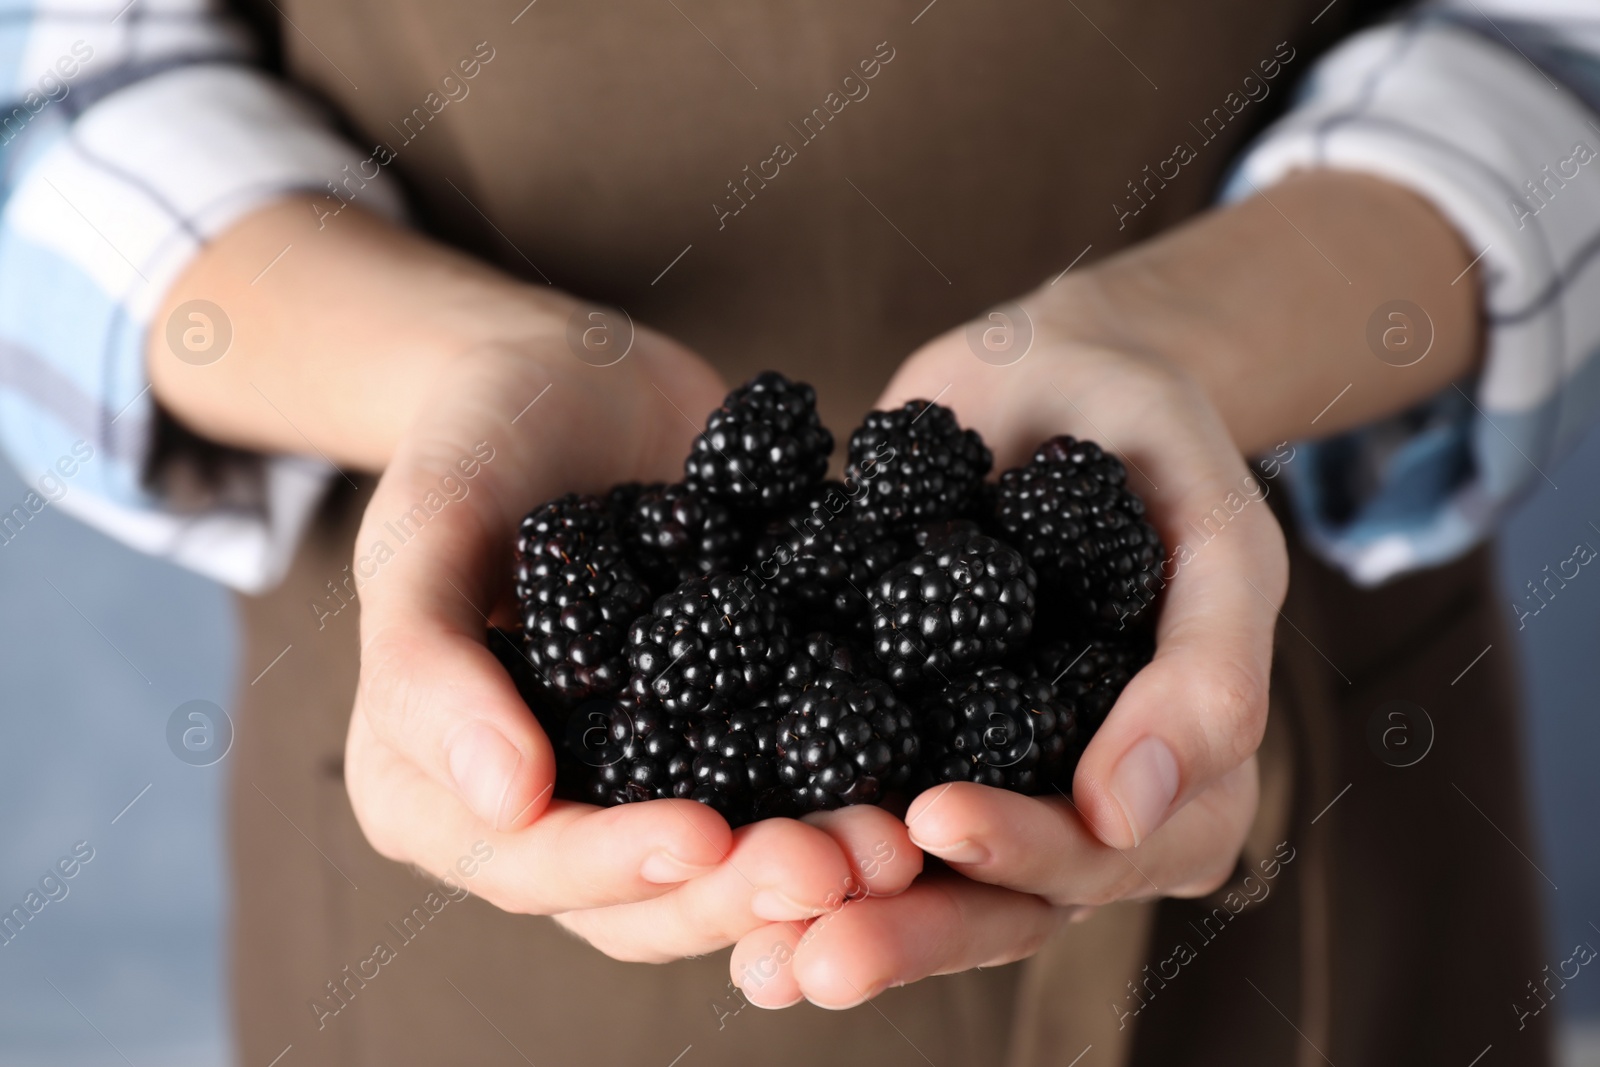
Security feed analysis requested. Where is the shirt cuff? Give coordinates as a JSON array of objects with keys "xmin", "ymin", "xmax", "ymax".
[
  {"xmin": 1222, "ymin": 18, "xmax": 1600, "ymax": 585},
  {"xmin": 0, "ymin": 63, "xmax": 403, "ymax": 592}
]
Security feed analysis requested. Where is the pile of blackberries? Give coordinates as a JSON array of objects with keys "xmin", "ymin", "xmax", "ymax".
[{"xmin": 492, "ymin": 372, "xmax": 1162, "ymax": 827}]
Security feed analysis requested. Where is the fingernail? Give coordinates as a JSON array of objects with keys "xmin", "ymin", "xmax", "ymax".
[
  {"xmin": 639, "ymin": 850, "xmax": 715, "ymax": 884},
  {"xmin": 750, "ymin": 991, "xmax": 805, "ymax": 1010},
  {"xmin": 447, "ymin": 721, "xmax": 522, "ymax": 830},
  {"xmin": 751, "ymin": 889, "xmax": 820, "ymax": 922},
  {"xmin": 906, "ymin": 834, "xmax": 989, "ymax": 865},
  {"xmin": 808, "ymin": 982, "xmax": 883, "ymax": 1011},
  {"xmin": 1108, "ymin": 736, "xmax": 1179, "ymax": 846}
]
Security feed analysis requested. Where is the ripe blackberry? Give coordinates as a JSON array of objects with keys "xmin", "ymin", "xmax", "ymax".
[
  {"xmin": 519, "ymin": 543, "xmax": 651, "ymax": 701},
  {"xmin": 684, "ymin": 372, "xmax": 833, "ymax": 509},
  {"xmin": 692, "ymin": 704, "xmax": 789, "ymax": 822},
  {"xmin": 750, "ymin": 506, "xmax": 899, "ymax": 633},
  {"xmin": 845, "ymin": 400, "xmax": 992, "ymax": 527},
  {"xmin": 919, "ymin": 669, "xmax": 1075, "ymax": 792},
  {"xmin": 621, "ymin": 482, "xmax": 744, "ymax": 589},
  {"xmin": 775, "ymin": 677, "xmax": 919, "ymax": 811},
  {"xmin": 626, "ymin": 574, "xmax": 793, "ymax": 715},
  {"xmin": 909, "ymin": 518, "xmax": 982, "ymax": 551},
  {"xmin": 515, "ymin": 493, "xmax": 616, "ymax": 583},
  {"xmin": 1030, "ymin": 636, "xmax": 1152, "ymax": 733},
  {"xmin": 586, "ymin": 699, "xmax": 693, "ymax": 802},
  {"xmin": 605, "ymin": 482, "xmax": 647, "ymax": 528},
  {"xmin": 993, "ymin": 436, "xmax": 1165, "ymax": 632},
  {"xmin": 786, "ymin": 630, "xmax": 869, "ymax": 682},
  {"xmin": 587, "ymin": 700, "xmax": 784, "ymax": 825},
  {"xmin": 867, "ymin": 533, "xmax": 1036, "ymax": 687},
  {"xmin": 767, "ymin": 631, "xmax": 870, "ymax": 712}
]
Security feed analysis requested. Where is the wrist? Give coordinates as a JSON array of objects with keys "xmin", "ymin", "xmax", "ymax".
[
  {"xmin": 148, "ymin": 197, "xmax": 577, "ymax": 471},
  {"xmin": 1020, "ymin": 170, "xmax": 1482, "ymax": 456}
]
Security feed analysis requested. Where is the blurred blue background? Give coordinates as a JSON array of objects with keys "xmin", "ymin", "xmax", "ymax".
[{"xmin": 0, "ymin": 427, "xmax": 1597, "ymax": 1065}]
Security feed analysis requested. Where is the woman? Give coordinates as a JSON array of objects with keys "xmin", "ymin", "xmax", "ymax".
[{"xmin": 1, "ymin": 0, "xmax": 1590, "ymax": 1062}]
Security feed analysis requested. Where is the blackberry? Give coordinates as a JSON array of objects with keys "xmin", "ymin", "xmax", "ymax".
[
  {"xmin": 919, "ymin": 669, "xmax": 1075, "ymax": 792},
  {"xmin": 622, "ymin": 482, "xmax": 744, "ymax": 589},
  {"xmin": 518, "ymin": 543, "xmax": 651, "ymax": 701},
  {"xmin": 785, "ymin": 630, "xmax": 869, "ymax": 682},
  {"xmin": 586, "ymin": 699, "xmax": 693, "ymax": 803},
  {"xmin": 867, "ymin": 533, "xmax": 1036, "ymax": 687},
  {"xmin": 587, "ymin": 700, "xmax": 784, "ymax": 825},
  {"xmin": 605, "ymin": 482, "xmax": 647, "ymax": 528},
  {"xmin": 845, "ymin": 400, "xmax": 992, "ymax": 527},
  {"xmin": 776, "ymin": 677, "xmax": 919, "ymax": 811},
  {"xmin": 626, "ymin": 574, "xmax": 793, "ymax": 715},
  {"xmin": 1031, "ymin": 636, "xmax": 1152, "ymax": 734},
  {"xmin": 515, "ymin": 493, "xmax": 616, "ymax": 585},
  {"xmin": 768, "ymin": 631, "xmax": 870, "ymax": 712},
  {"xmin": 993, "ymin": 436, "xmax": 1165, "ymax": 632},
  {"xmin": 692, "ymin": 704, "xmax": 790, "ymax": 822},
  {"xmin": 909, "ymin": 518, "xmax": 982, "ymax": 551},
  {"xmin": 684, "ymin": 372, "xmax": 833, "ymax": 509},
  {"xmin": 750, "ymin": 505, "xmax": 899, "ymax": 633}
]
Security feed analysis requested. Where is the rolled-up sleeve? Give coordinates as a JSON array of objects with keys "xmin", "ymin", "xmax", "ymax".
[
  {"xmin": 0, "ymin": 0, "xmax": 403, "ymax": 592},
  {"xmin": 1223, "ymin": 2, "xmax": 1600, "ymax": 586}
]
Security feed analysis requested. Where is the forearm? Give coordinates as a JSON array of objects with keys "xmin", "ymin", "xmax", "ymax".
[
  {"xmin": 147, "ymin": 197, "xmax": 572, "ymax": 471},
  {"xmin": 1036, "ymin": 171, "xmax": 1482, "ymax": 457}
]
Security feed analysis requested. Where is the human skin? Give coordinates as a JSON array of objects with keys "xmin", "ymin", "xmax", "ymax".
[{"xmin": 146, "ymin": 169, "xmax": 1477, "ymax": 991}]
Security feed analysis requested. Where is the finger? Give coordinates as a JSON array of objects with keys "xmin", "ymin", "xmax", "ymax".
[
  {"xmin": 550, "ymin": 817, "xmax": 861, "ymax": 963},
  {"xmin": 904, "ymin": 766, "xmax": 1257, "ymax": 906},
  {"xmin": 346, "ymin": 710, "xmax": 732, "ymax": 913},
  {"xmin": 738, "ymin": 877, "xmax": 1062, "ymax": 1010},
  {"xmin": 352, "ymin": 348, "xmax": 724, "ymax": 831},
  {"xmin": 800, "ymin": 805, "xmax": 924, "ymax": 898},
  {"xmin": 729, "ymin": 921, "xmax": 807, "ymax": 1008},
  {"xmin": 1062, "ymin": 375, "xmax": 1284, "ymax": 848}
]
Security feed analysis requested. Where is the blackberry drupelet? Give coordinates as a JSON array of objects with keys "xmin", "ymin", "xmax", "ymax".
[
  {"xmin": 684, "ymin": 372, "xmax": 834, "ymax": 509},
  {"xmin": 845, "ymin": 400, "xmax": 992, "ymax": 527},
  {"xmin": 626, "ymin": 573, "xmax": 793, "ymax": 715},
  {"xmin": 750, "ymin": 504, "xmax": 899, "ymax": 633},
  {"xmin": 1032, "ymin": 636, "xmax": 1153, "ymax": 733},
  {"xmin": 775, "ymin": 677, "xmax": 919, "ymax": 811},
  {"xmin": 992, "ymin": 435, "xmax": 1165, "ymax": 632},
  {"xmin": 868, "ymin": 532, "xmax": 1036, "ymax": 686},
  {"xmin": 623, "ymin": 482, "xmax": 744, "ymax": 589},
  {"xmin": 518, "ymin": 543, "xmax": 651, "ymax": 701},
  {"xmin": 919, "ymin": 668, "xmax": 1075, "ymax": 792},
  {"xmin": 515, "ymin": 493, "xmax": 617, "ymax": 587}
]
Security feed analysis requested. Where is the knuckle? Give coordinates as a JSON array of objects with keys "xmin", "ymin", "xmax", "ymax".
[
  {"xmin": 1193, "ymin": 660, "xmax": 1269, "ymax": 768},
  {"xmin": 356, "ymin": 628, "xmax": 432, "ymax": 747},
  {"xmin": 1168, "ymin": 855, "xmax": 1241, "ymax": 900}
]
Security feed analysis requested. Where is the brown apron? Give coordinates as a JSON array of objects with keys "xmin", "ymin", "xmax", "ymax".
[{"xmin": 226, "ymin": 2, "xmax": 1553, "ymax": 1063}]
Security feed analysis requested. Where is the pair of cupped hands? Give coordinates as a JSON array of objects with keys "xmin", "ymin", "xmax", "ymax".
[{"xmin": 343, "ymin": 286, "xmax": 1288, "ymax": 1010}]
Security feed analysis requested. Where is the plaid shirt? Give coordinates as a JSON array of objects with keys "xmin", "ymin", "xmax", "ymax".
[{"xmin": 0, "ymin": 0, "xmax": 1596, "ymax": 591}]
